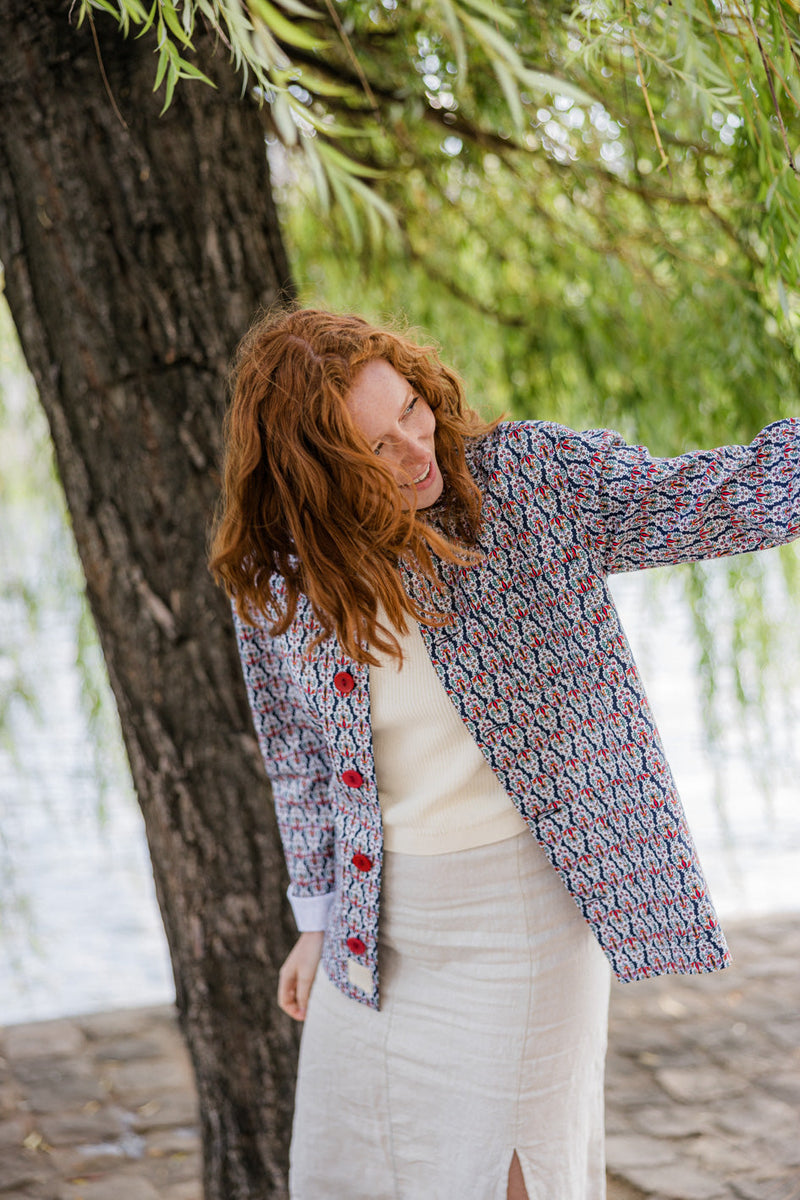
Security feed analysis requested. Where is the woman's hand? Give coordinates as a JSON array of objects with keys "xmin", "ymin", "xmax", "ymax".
[{"xmin": 278, "ymin": 931, "xmax": 325, "ymax": 1021}]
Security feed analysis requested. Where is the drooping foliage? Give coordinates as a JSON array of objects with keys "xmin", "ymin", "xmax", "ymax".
[
  {"xmin": 31, "ymin": 0, "xmax": 800, "ymax": 768},
  {"xmin": 78, "ymin": 0, "xmax": 800, "ymax": 293}
]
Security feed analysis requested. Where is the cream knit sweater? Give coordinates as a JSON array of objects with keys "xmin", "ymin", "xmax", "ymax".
[{"xmin": 369, "ymin": 615, "xmax": 528, "ymax": 854}]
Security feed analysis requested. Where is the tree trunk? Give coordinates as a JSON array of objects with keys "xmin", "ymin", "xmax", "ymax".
[{"xmin": 0, "ymin": 3, "xmax": 299, "ymax": 1195}]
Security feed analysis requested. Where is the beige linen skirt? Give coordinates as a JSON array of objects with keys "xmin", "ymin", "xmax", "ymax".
[{"xmin": 290, "ymin": 831, "xmax": 611, "ymax": 1200}]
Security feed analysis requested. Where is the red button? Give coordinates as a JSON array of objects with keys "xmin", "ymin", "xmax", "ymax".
[
  {"xmin": 334, "ymin": 671, "xmax": 355, "ymax": 695},
  {"xmin": 352, "ymin": 852, "xmax": 373, "ymax": 872},
  {"xmin": 342, "ymin": 769, "xmax": 363, "ymax": 788},
  {"xmin": 346, "ymin": 936, "xmax": 367, "ymax": 956}
]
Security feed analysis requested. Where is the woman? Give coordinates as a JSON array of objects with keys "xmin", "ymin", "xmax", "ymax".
[{"xmin": 210, "ymin": 306, "xmax": 799, "ymax": 1200}]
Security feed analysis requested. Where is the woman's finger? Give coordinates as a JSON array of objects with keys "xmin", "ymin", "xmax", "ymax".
[
  {"xmin": 295, "ymin": 971, "xmax": 315, "ymax": 1019},
  {"xmin": 278, "ymin": 964, "xmax": 300, "ymax": 1017},
  {"xmin": 277, "ymin": 933, "xmax": 324, "ymax": 1020}
]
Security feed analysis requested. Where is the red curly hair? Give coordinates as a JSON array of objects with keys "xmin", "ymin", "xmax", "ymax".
[{"xmin": 208, "ymin": 306, "xmax": 498, "ymax": 664}]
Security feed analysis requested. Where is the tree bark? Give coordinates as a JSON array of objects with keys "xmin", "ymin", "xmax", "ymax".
[{"xmin": 0, "ymin": 3, "xmax": 299, "ymax": 1195}]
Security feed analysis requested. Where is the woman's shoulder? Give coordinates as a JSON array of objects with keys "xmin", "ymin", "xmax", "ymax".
[
  {"xmin": 238, "ymin": 566, "xmax": 318, "ymax": 640},
  {"xmin": 467, "ymin": 418, "xmax": 616, "ymax": 479}
]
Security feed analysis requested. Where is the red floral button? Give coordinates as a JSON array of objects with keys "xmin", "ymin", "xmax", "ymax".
[
  {"xmin": 342, "ymin": 769, "xmax": 363, "ymax": 788},
  {"xmin": 346, "ymin": 936, "xmax": 367, "ymax": 956},
  {"xmin": 334, "ymin": 671, "xmax": 355, "ymax": 695},
  {"xmin": 352, "ymin": 852, "xmax": 373, "ymax": 872}
]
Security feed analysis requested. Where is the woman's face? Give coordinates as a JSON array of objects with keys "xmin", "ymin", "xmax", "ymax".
[{"xmin": 345, "ymin": 359, "xmax": 444, "ymax": 509}]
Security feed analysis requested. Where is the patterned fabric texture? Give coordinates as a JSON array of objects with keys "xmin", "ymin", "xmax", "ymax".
[{"xmin": 233, "ymin": 418, "xmax": 800, "ymax": 1010}]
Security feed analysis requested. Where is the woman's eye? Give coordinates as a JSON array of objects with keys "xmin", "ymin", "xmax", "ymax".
[{"xmin": 371, "ymin": 397, "xmax": 419, "ymax": 454}]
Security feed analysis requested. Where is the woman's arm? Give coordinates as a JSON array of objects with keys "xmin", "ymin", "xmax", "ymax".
[
  {"xmin": 232, "ymin": 604, "xmax": 335, "ymax": 932},
  {"xmin": 531, "ymin": 418, "xmax": 799, "ymax": 575}
]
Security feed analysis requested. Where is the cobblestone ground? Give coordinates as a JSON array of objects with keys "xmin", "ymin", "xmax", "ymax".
[
  {"xmin": 0, "ymin": 1005, "xmax": 199, "ymax": 1200},
  {"xmin": 0, "ymin": 914, "xmax": 797, "ymax": 1199},
  {"xmin": 605, "ymin": 915, "xmax": 800, "ymax": 1200}
]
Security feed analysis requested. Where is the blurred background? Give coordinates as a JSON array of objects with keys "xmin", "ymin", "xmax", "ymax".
[{"xmin": 1, "ymin": 0, "xmax": 799, "ymax": 1025}]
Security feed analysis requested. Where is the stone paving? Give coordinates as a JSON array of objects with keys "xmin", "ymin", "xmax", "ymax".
[
  {"xmin": 0, "ymin": 1006, "xmax": 199, "ymax": 1200},
  {"xmin": 604, "ymin": 914, "xmax": 800, "ymax": 1200},
  {"xmin": 0, "ymin": 914, "xmax": 797, "ymax": 1199}
]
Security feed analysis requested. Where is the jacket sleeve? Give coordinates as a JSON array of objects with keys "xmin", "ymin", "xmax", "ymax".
[
  {"xmin": 534, "ymin": 418, "xmax": 800, "ymax": 575},
  {"xmin": 232, "ymin": 604, "xmax": 335, "ymax": 932}
]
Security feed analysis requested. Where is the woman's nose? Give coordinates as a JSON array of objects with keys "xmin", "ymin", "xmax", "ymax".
[
  {"xmin": 398, "ymin": 442, "xmax": 427, "ymax": 470},
  {"xmin": 385, "ymin": 430, "xmax": 416, "ymax": 459}
]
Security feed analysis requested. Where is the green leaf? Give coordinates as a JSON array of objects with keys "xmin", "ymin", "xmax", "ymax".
[
  {"xmin": 276, "ymin": 0, "xmax": 321, "ymax": 18},
  {"xmin": 454, "ymin": 0, "xmax": 516, "ymax": 31},
  {"xmin": 436, "ymin": 0, "xmax": 468, "ymax": 77},
  {"xmin": 80, "ymin": 0, "xmax": 123, "ymax": 23},
  {"xmin": 153, "ymin": 43, "xmax": 170, "ymax": 91},
  {"xmin": 250, "ymin": 17, "xmax": 293, "ymax": 71},
  {"xmin": 158, "ymin": 0, "xmax": 194, "ymax": 48},
  {"xmin": 290, "ymin": 68, "xmax": 362, "ymax": 99},
  {"xmin": 133, "ymin": 0, "xmax": 159, "ymax": 36},
  {"xmin": 458, "ymin": 10, "xmax": 522, "ymax": 70},
  {"xmin": 160, "ymin": 61, "xmax": 178, "ymax": 113},
  {"xmin": 303, "ymin": 138, "xmax": 332, "ymax": 210},
  {"xmin": 247, "ymin": 0, "xmax": 327, "ymax": 51},
  {"xmin": 340, "ymin": 174, "xmax": 400, "ymax": 232},
  {"xmin": 518, "ymin": 69, "xmax": 595, "ymax": 109},
  {"xmin": 271, "ymin": 90, "xmax": 300, "ymax": 144},
  {"xmin": 328, "ymin": 170, "xmax": 363, "ymax": 249},
  {"xmin": 121, "ymin": 0, "xmax": 152, "ymax": 22},
  {"xmin": 287, "ymin": 109, "xmax": 367, "ymax": 137},
  {"xmin": 176, "ymin": 59, "xmax": 216, "ymax": 86},
  {"xmin": 316, "ymin": 140, "xmax": 385, "ymax": 179},
  {"xmin": 493, "ymin": 58, "xmax": 524, "ymax": 133}
]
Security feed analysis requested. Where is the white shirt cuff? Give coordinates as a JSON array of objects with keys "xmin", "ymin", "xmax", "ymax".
[{"xmin": 287, "ymin": 886, "xmax": 335, "ymax": 932}]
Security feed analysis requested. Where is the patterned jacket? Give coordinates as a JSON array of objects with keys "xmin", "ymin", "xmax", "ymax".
[{"xmin": 233, "ymin": 418, "xmax": 800, "ymax": 1009}]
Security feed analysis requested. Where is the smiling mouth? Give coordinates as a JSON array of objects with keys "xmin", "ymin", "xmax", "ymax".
[{"xmin": 407, "ymin": 461, "xmax": 432, "ymax": 486}]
